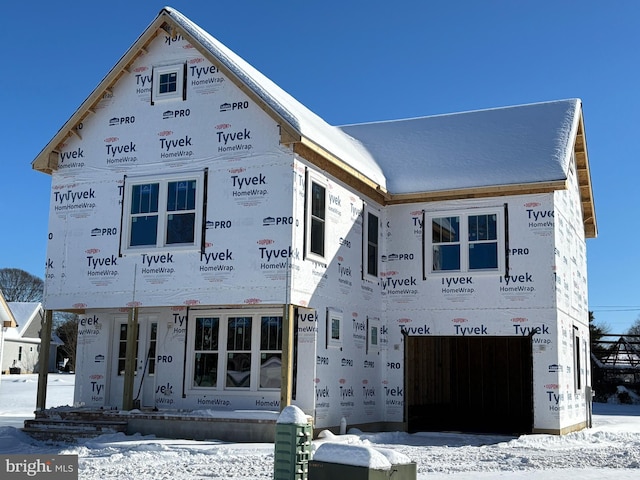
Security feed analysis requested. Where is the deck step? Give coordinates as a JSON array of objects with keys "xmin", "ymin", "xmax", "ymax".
[{"xmin": 23, "ymin": 415, "xmax": 128, "ymax": 442}]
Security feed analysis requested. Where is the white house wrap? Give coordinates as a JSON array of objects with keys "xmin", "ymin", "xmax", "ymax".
[{"xmin": 32, "ymin": 7, "xmax": 596, "ymax": 436}]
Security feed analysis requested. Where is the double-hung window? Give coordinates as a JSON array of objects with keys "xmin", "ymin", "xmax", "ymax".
[
  {"xmin": 121, "ymin": 171, "xmax": 205, "ymax": 253},
  {"xmin": 151, "ymin": 64, "xmax": 186, "ymax": 104},
  {"xmin": 363, "ymin": 207, "xmax": 379, "ymax": 281},
  {"xmin": 305, "ymin": 172, "xmax": 327, "ymax": 261},
  {"xmin": 428, "ymin": 208, "xmax": 504, "ymax": 274}
]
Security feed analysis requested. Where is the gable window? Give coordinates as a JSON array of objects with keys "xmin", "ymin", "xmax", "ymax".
[
  {"xmin": 121, "ymin": 171, "xmax": 205, "ymax": 253},
  {"xmin": 187, "ymin": 310, "xmax": 282, "ymax": 393},
  {"xmin": 363, "ymin": 207, "xmax": 379, "ymax": 280},
  {"xmin": 305, "ymin": 172, "xmax": 327, "ymax": 261},
  {"xmin": 427, "ymin": 208, "xmax": 504, "ymax": 274},
  {"xmin": 151, "ymin": 64, "xmax": 186, "ymax": 104}
]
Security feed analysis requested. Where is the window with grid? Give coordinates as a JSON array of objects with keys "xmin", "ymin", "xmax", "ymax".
[
  {"xmin": 193, "ymin": 317, "xmax": 219, "ymax": 388},
  {"xmin": 121, "ymin": 172, "xmax": 205, "ymax": 253},
  {"xmin": 429, "ymin": 209, "xmax": 503, "ymax": 274},
  {"xmin": 259, "ymin": 316, "xmax": 283, "ymax": 389},
  {"xmin": 152, "ymin": 64, "xmax": 186, "ymax": 103},
  {"xmin": 117, "ymin": 323, "xmax": 138, "ymax": 376},
  {"xmin": 226, "ymin": 317, "xmax": 252, "ymax": 388},
  {"xmin": 188, "ymin": 311, "xmax": 283, "ymax": 392}
]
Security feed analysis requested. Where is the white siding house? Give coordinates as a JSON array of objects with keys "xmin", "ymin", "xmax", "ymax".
[{"xmin": 31, "ymin": 7, "xmax": 596, "ymax": 437}]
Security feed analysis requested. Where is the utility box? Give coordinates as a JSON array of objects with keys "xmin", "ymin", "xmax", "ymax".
[
  {"xmin": 274, "ymin": 406, "xmax": 312, "ymax": 480},
  {"xmin": 309, "ymin": 444, "xmax": 416, "ymax": 480}
]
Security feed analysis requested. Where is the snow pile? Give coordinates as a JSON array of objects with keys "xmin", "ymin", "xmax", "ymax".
[
  {"xmin": 276, "ymin": 405, "xmax": 308, "ymax": 424},
  {"xmin": 1, "ymin": 374, "xmax": 640, "ymax": 479},
  {"xmin": 313, "ymin": 442, "xmax": 392, "ymax": 470}
]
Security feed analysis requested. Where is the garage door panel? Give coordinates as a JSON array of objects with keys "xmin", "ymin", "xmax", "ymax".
[{"xmin": 406, "ymin": 336, "xmax": 533, "ymax": 434}]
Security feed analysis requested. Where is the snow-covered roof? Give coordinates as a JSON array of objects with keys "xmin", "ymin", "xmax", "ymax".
[
  {"xmin": 164, "ymin": 8, "xmax": 386, "ymax": 189},
  {"xmin": 0, "ymin": 289, "xmax": 17, "ymax": 327},
  {"xmin": 30, "ymin": 7, "xmax": 596, "ymax": 236},
  {"xmin": 7, "ymin": 302, "xmax": 42, "ymax": 337},
  {"xmin": 31, "ymin": 7, "xmax": 386, "ymax": 190},
  {"xmin": 340, "ymin": 99, "xmax": 580, "ymax": 194}
]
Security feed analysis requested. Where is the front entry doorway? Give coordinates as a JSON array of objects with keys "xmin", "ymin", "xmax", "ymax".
[{"xmin": 109, "ymin": 314, "xmax": 158, "ymax": 409}]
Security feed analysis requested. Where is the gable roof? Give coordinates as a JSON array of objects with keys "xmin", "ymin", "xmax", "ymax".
[
  {"xmin": 341, "ymin": 99, "xmax": 596, "ymax": 237},
  {"xmin": 0, "ymin": 289, "xmax": 17, "ymax": 328},
  {"xmin": 31, "ymin": 7, "xmax": 596, "ymax": 238},
  {"xmin": 7, "ymin": 302, "xmax": 43, "ymax": 337},
  {"xmin": 31, "ymin": 6, "xmax": 386, "ymax": 197}
]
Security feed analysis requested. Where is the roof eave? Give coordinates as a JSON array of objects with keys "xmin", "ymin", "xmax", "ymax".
[
  {"xmin": 386, "ymin": 179, "xmax": 569, "ymax": 205},
  {"xmin": 574, "ymin": 110, "xmax": 597, "ymax": 239}
]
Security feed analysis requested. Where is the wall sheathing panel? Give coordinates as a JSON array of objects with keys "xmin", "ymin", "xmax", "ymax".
[
  {"xmin": 44, "ymin": 30, "xmax": 294, "ymax": 310},
  {"xmin": 289, "ymin": 158, "xmax": 386, "ymax": 430},
  {"xmin": 382, "ymin": 194, "xmax": 567, "ymax": 432},
  {"xmin": 552, "ymin": 154, "xmax": 591, "ymax": 432}
]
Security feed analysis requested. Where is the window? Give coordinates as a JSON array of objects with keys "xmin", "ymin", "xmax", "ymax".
[
  {"xmin": 148, "ymin": 322, "xmax": 158, "ymax": 376},
  {"xmin": 193, "ymin": 317, "xmax": 219, "ymax": 387},
  {"xmin": 326, "ymin": 309, "xmax": 343, "ymax": 349},
  {"xmin": 367, "ymin": 317, "xmax": 380, "ymax": 354},
  {"xmin": 574, "ymin": 327, "xmax": 582, "ymax": 391},
  {"xmin": 117, "ymin": 323, "xmax": 138, "ymax": 376},
  {"xmin": 121, "ymin": 172, "xmax": 205, "ymax": 253},
  {"xmin": 305, "ymin": 173, "xmax": 327, "ymax": 261},
  {"xmin": 151, "ymin": 64, "xmax": 186, "ymax": 103},
  {"xmin": 188, "ymin": 311, "xmax": 282, "ymax": 392},
  {"xmin": 428, "ymin": 208, "xmax": 504, "ymax": 274},
  {"xmin": 363, "ymin": 208, "xmax": 379, "ymax": 280},
  {"xmin": 260, "ymin": 316, "xmax": 283, "ymax": 389},
  {"xmin": 226, "ymin": 317, "xmax": 252, "ymax": 388}
]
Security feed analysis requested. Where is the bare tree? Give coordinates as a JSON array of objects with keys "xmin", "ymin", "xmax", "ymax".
[
  {"xmin": 0, "ymin": 268, "xmax": 44, "ymax": 302},
  {"xmin": 55, "ymin": 314, "xmax": 78, "ymax": 371},
  {"xmin": 627, "ymin": 316, "xmax": 640, "ymax": 337}
]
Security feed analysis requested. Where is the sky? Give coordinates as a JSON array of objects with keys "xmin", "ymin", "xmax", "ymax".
[
  {"xmin": 1, "ymin": 374, "xmax": 640, "ymax": 478},
  {"xmin": 1, "ymin": 0, "xmax": 639, "ymax": 332}
]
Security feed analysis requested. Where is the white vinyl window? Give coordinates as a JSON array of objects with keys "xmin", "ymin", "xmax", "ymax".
[
  {"xmin": 427, "ymin": 208, "xmax": 504, "ymax": 274},
  {"xmin": 121, "ymin": 171, "xmax": 205, "ymax": 253},
  {"xmin": 151, "ymin": 64, "xmax": 186, "ymax": 104},
  {"xmin": 305, "ymin": 172, "xmax": 327, "ymax": 262},
  {"xmin": 363, "ymin": 207, "xmax": 380, "ymax": 281},
  {"xmin": 187, "ymin": 310, "xmax": 283, "ymax": 392},
  {"xmin": 367, "ymin": 317, "xmax": 380, "ymax": 354},
  {"xmin": 326, "ymin": 309, "xmax": 343, "ymax": 349}
]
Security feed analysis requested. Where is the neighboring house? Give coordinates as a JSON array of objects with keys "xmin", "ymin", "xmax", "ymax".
[
  {"xmin": 0, "ymin": 290, "xmax": 62, "ymax": 375},
  {"xmin": 0, "ymin": 290, "xmax": 18, "ymax": 382},
  {"xmin": 0, "ymin": 302, "xmax": 60, "ymax": 375},
  {"xmin": 31, "ymin": 7, "xmax": 596, "ymax": 435}
]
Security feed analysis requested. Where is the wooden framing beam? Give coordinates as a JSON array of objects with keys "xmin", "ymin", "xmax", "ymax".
[
  {"xmin": 122, "ymin": 307, "xmax": 139, "ymax": 410},
  {"xmin": 280, "ymin": 304, "xmax": 295, "ymax": 410},
  {"xmin": 36, "ymin": 310, "xmax": 53, "ymax": 411}
]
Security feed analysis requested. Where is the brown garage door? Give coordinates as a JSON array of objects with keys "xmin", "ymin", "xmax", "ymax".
[{"xmin": 405, "ymin": 336, "xmax": 533, "ymax": 434}]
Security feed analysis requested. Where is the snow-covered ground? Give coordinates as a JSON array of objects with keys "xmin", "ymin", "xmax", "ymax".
[{"xmin": 0, "ymin": 374, "xmax": 639, "ymax": 479}]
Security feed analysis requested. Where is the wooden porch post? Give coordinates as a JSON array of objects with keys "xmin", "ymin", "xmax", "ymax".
[
  {"xmin": 280, "ymin": 304, "xmax": 295, "ymax": 410},
  {"xmin": 36, "ymin": 309, "xmax": 53, "ymax": 411},
  {"xmin": 122, "ymin": 307, "xmax": 138, "ymax": 410}
]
